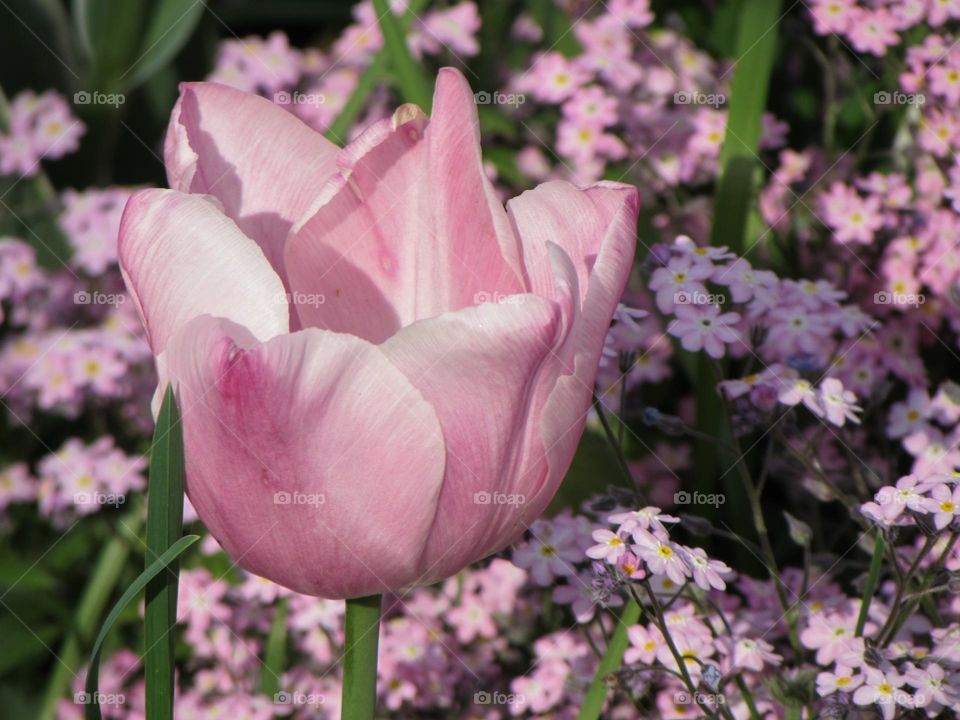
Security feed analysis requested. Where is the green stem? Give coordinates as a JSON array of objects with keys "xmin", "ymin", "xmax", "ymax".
[
  {"xmin": 341, "ymin": 594, "xmax": 382, "ymax": 720},
  {"xmin": 576, "ymin": 598, "xmax": 641, "ymax": 720},
  {"xmin": 591, "ymin": 395, "xmax": 637, "ymax": 491}
]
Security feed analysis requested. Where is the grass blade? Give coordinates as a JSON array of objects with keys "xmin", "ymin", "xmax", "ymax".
[
  {"xmin": 576, "ymin": 597, "xmax": 641, "ymax": 720},
  {"xmin": 856, "ymin": 532, "xmax": 885, "ymax": 636},
  {"xmin": 143, "ymin": 386, "xmax": 186, "ymax": 720},
  {"xmin": 83, "ymin": 534, "xmax": 200, "ymax": 720},
  {"xmin": 711, "ymin": 0, "xmax": 783, "ymax": 254},
  {"xmin": 325, "ymin": 0, "xmax": 429, "ymax": 143},
  {"xmin": 372, "ymin": 0, "xmax": 432, "ymax": 110}
]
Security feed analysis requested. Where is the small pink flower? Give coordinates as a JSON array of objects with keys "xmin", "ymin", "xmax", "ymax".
[
  {"xmin": 608, "ymin": 506, "xmax": 679, "ymax": 535},
  {"xmin": 847, "ymin": 9, "xmax": 900, "ymax": 57},
  {"xmin": 667, "ymin": 304, "xmax": 741, "ymax": 359},
  {"xmin": 648, "ymin": 254, "xmax": 714, "ymax": 313},
  {"xmin": 717, "ymin": 636, "xmax": 782, "ymax": 672},
  {"xmin": 887, "ymin": 388, "xmax": 932, "ymax": 438},
  {"xmin": 852, "ymin": 667, "xmax": 910, "ymax": 720},
  {"xmin": 903, "ymin": 661, "xmax": 954, "ymax": 708},
  {"xmin": 624, "ymin": 624, "xmax": 663, "ymax": 665},
  {"xmin": 632, "ymin": 528, "xmax": 691, "ymax": 585},
  {"xmin": 808, "ymin": 0, "xmax": 859, "ymax": 34},
  {"xmin": 924, "ymin": 483, "xmax": 960, "ymax": 530},
  {"xmin": 778, "ymin": 378, "xmax": 823, "ymax": 417},
  {"xmin": 816, "ymin": 665, "xmax": 864, "ymax": 696},
  {"xmin": 818, "ymin": 377, "xmax": 862, "ymax": 427},
  {"xmin": 586, "ymin": 528, "xmax": 628, "ymax": 563},
  {"xmin": 800, "ymin": 612, "xmax": 856, "ymax": 665},
  {"xmin": 562, "ymin": 85, "xmax": 619, "ymax": 128},
  {"xmin": 682, "ymin": 546, "xmax": 731, "ymax": 591}
]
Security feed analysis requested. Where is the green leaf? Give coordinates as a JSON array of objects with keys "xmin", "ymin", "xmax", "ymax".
[
  {"xmin": 576, "ymin": 598, "xmax": 641, "ymax": 720},
  {"xmin": 856, "ymin": 532, "xmax": 885, "ymax": 636},
  {"xmin": 123, "ymin": 0, "xmax": 206, "ymax": 89},
  {"xmin": 83, "ymin": 535, "xmax": 199, "ymax": 720},
  {"xmin": 372, "ymin": 0, "xmax": 432, "ymax": 110},
  {"xmin": 143, "ymin": 386, "xmax": 186, "ymax": 720},
  {"xmin": 711, "ymin": 0, "xmax": 783, "ymax": 254},
  {"xmin": 73, "ymin": 0, "xmax": 145, "ymax": 91},
  {"xmin": 73, "ymin": 0, "xmax": 205, "ymax": 92}
]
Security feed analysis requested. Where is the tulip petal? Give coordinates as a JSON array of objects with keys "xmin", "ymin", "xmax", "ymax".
[
  {"xmin": 163, "ymin": 316, "xmax": 447, "ymax": 598},
  {"xmin": 165, "ymin": 82, "xmax": 340, "ymax": 281},
  {"xmin": 506, "ymin": 181, "xmax": 639, "ymax": 523},
  {"xmin": 378, "ymin": 294, "xmax": 562, "ymax": 581},
  {"xmin": 285, "ymin": 67, "xmax": 524, "ymax": 341},
  {"xmin": 118, "ymin": 189, "xmax": 288, "ymax": 355}
]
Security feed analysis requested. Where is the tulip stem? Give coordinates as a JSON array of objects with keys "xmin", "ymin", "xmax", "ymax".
[{"xmin": 342, "ymin": 594, "xmax": 382, "ymax": 720}]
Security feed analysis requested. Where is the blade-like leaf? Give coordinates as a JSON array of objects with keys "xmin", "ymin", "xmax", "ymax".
[
  {"xmin": 83, "ymin": 534, "xmax": 199, "ymax": 720},
  {"xmin": 258, "ymin": 597, "xmax": 289, "ymax": 698},
  {"xmin": 710, "ymin": 0, "xmax": 783, "ymax": 253},
  {"xmin": 576, "ymin": 598, "xmax": 641, "ymax": 720},
  {"xmin": 372, "ymin": 0, "xmax": 432, "ymax": 110},
  {"xmin": 324, "ymin": 0, "xmax": 428, "ymax": 143},
  {"xmin": 73, "ymin": 0, "xmax": 205, "ymax": 92},
  {"xmin": 143, "ymin": 386, "xmax": 186, "ymax": 720},
  {"xmin": 123, "ymin": 0, "xmax": 206, "ymax": 89},
  {"xmin": 72, "ymin": 0, "xmax": 144, "ymax": 91}
]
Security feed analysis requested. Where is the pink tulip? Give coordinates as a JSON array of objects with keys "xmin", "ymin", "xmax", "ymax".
[{"xmin": 119, "ymin": 68, "xmax": 638, "ymax": 598}]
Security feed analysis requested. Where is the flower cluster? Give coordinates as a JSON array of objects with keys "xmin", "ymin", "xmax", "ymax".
[
  {"xmin": 808, "ymin": 0, "xmax": 958, "ymax": 56},
  {"xmin": 206, "ymin": 2, "xmax": 481, "ymax": 137},
  {"xmin": 0, "ymin": 90, "xmax": 84, "ymax": 176},
  {"xmin": 0, "ymin": 436, "xmax": 145, "ymax": 525}
]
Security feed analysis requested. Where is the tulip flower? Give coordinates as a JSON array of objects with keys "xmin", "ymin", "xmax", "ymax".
[{"xmin": 119, "ymin": 67, "xmax": 638, "ymax": 600}]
